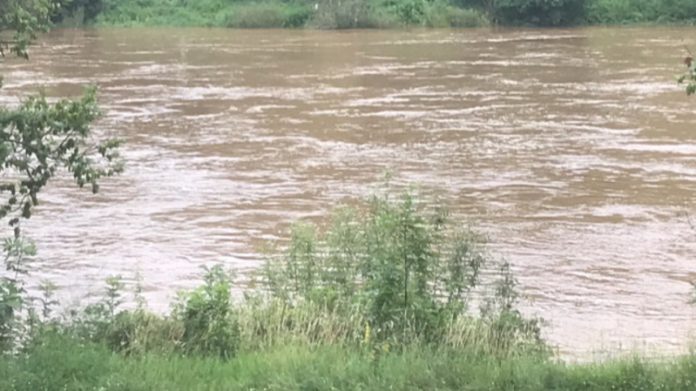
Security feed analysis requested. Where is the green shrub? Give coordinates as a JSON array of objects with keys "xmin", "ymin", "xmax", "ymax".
[
  {"xmin": 226, "ymin": 2, "xmax": 311, "ymax": 28},
  {"xmin": 264, "ymin": 191, "xmax": 537, "ymax": 349},
  {"xmin": 0, "ymin": 280, "xmax": 22, "ymax": 352},
  {"xmin": 52, "ymin": 0, "xmax": 105, "ymax": 24},
  {"xmin": 46, "ymin": 0, "xmax": 696, "ymax": 27},
  {"xmin": 423, "ymin": 0, "xmax": 489, "ymax": 27},
  {"xmin": 585, "ymin": 0, "xmax": 696, "ymax": 24},
  {"xmin": 393, "ymin": 0, "xmax": 428, "ymax": 24},
  {"xmin": 172, "ymin": 265, "xmax": 240, "ymax": 359},
  {"xmin": 64, "ymin": 270, "xmax": 239, "ymax": 359},
  {"xmin": 492, "ymin": 0, "xmax": 586, "ymax": 26},
  {"xmin": 309, "ymin": 0, "xmax": 379, "ymax": 28}
]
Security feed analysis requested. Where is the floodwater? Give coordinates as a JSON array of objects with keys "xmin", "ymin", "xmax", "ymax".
[{"xmin": 1, "ymin": 27, "xmax": 696, "ymax": 359}]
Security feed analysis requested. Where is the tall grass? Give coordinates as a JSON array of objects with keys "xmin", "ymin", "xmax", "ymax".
[{"xmin": 3, "ymin": 332, "xmax": 696, "ymax": 390}]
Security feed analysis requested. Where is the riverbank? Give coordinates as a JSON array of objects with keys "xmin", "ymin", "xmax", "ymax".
[
  {"xmin": 3, "ymin": 334, "xmax": 696, "ymax": 390},
  {"xmin": 56, "ymin": 0, "xmax": 696, "ymax": 29}
]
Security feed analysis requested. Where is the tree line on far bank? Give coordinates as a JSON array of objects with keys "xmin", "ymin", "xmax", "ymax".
[{"xmin": 52, "ymin": 0, "xmax": 696, "ymax": 29}]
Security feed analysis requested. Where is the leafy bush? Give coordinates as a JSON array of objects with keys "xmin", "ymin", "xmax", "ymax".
[
  {"xmin": 423, "ymin": 0, "xmax": 489, "ymax": 27},
  {"xmin": 585, "ymin": 0, "xmax": 696, "ymax": 24},
  {"xmin": 172, "ymin": 265, "xmax": 240, "ymax": 359},
  {"xmin": 0, "ymin": 280, "xmax": 23, "ymax": 352},
  {"xmin": 491, "ymin": 0, "xmax": 586, "ymax": 26},
  {"xmin": 66, "ymin": 269, "xmax": 239, "ymax": 358},
  {"xmin": 52, "ymin": 0, "xmax": 106, "ymax": 24},
  {"xmin": 393, "ymin": 0, "xmax": 428, "ymax": 24},
  {"xmin": 264, "ymin": 191, "xmax": 538, "ymax": 348},
  {"xmin": 309, "ymin": 0, "xmax": 380, "ymax": 28},
  {"xmin": 226, "ymin": 2, "xmax": 311, "ymax": 28}
]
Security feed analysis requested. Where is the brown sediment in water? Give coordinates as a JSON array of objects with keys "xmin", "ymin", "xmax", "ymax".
[{"xmin": 1, "ymin": 26, "xmax": 696, "ymax": 360}]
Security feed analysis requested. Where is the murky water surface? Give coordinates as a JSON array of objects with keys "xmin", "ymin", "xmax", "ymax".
[{"xmin": 2, "ymin": 27, "xmax": 696, "ymax": 358}]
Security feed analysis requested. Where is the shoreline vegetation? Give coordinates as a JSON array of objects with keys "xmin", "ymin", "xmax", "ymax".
[
  {"xmin": 53, "ymin": 0, "xmax": 696, "ymax": 29},
  {"xmin": 3, "ymin": 190, "xmax": 696, "ymax": 390}
]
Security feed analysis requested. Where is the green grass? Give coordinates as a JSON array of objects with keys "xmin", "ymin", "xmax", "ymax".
[
  {"xmin": 2, "ymin": 332, "xmax": 696, "ymax": 391},
  {"xmin": 84, "ymin": 0, "xmax": 490, "ymax": 28},
  {"xmin": 584, "ymin": 0, "xmax": 696, "ymax": 25}
]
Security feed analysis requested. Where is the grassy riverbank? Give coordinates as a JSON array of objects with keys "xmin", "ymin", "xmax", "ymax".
[
  {"xmin": 55, "ymin": 0, "xmax": 696, "ymax": 28},
  {"xmin": 3, "ymin": 333, "xmax": 696, "ymax": 391}
]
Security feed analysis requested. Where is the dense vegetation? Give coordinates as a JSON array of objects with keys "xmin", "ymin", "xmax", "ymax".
[
  {"xmin": 4, "ymin": 335, "xmax": 696, "ymax": 390},
  {"xmin": 51, "ymin": 0, "xmax": 696, "ymax": 28}
]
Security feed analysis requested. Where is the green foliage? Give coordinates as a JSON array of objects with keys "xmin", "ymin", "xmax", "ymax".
[
  {"xmin": 584, "ymin": 0, "xmax": 696, "ymax": 24},
  {"xmin": 36, "ymin": 281, "xmax": 58, "ymax": 320},
  {"xmin": 0, "ymin": 88, "xmax": 123, "ymax": 226},
  {"xmin": 172, "ymin": 265, "xmax": 240, "ymax": 359},
  {"xmin": 31, "ymin": 0, "xmax": 696, "ymax": 27},
  {"xmin": 264, "ymin": 191, "xmax": 536, "ymax": 348},
  {"xmin": 69, "ymin": 0, "xmax": 489, "ymax": 28},
  {"xmin": 0, "ymin": 90, "xmax": 122, "ymax": 351},
  {"xmin": 489, "ymin": 0, "xmax": 586, "ymax": 26},
  {"xmin": 679, "ymin": 57, "xmax": 696, "ymax": 96},
  {"xmin": 3, "ymin": 334, "xmax": 696, "ymax": 390},
  {"xmin": 0, "ymin": 0, "xmax": 58, "ymax": 59},
  {"xmin": 0, "ymin": 237, "xmax": 37, "ymax": 352},
  {"xmin": 225, "ymin": 2, "xmax": 312, "ymax": 28},
  {"xmin": 423, "ymin": 1, "xmax": 490, "ymax": 27},
  {"xmin": 0, "ymin": 1, "xmax": 122, "ymax": 355},
  {"xmin": 51, "ymin": 0, "xmax": 105, "ymax": 24},
  {"xmin": 0, "ymin": 279, "xmax": 23, "ymax": 352},
  {"xmin": 65, "ymin": 268, "xmax": 240, "ymax": 359},
  {"xmin": 68, "ymin": 275, "xmax": 126, "ymax": 344},
  {"xmin": 92, "ymin": 0, "xmax": 229, "ymax": 26},
  {"xmin": 307, "ymin": 0, "xmax": 378, "ymax": 28}
]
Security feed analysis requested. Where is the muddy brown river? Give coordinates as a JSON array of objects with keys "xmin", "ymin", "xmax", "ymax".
[{"xmin": 2, "ymin": 27, "xmax": 696, "ymax": 359}]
